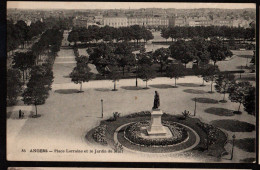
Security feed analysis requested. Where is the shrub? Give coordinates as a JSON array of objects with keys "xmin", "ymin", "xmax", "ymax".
[
  {"xmin": 126, "ymin": 111, "xmax": 151, "ymax": 118},
  {"xmin": 114, "ymin": 142, "xmax": 123, "ymax": 153},
  {"xmin": 113, "ymin": 112, "xmax": 121, "ymax": 121},
  {"xmin": 182, "ymin": 110, "xmax": 191, "ymax": 120},
  {"xmin": 196, "ymin": 122, "xmax": 219, "ymax": 146},
  {"xmin": 92, "ymin": 124, "xmax": 107, "ymax": 145}
]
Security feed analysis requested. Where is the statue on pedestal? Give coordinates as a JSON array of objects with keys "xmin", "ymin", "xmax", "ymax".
[{"xmin": 152, "ymin": 91, "xmax": 160, "ymax": 110}]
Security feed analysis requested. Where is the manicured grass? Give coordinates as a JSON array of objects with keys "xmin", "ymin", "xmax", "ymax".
[
  {"xmin": 204, "ymin": 107, "xmax": 234, "ymax": 116},
  {"xmin": 239, "ymin": 157, "xmax": 256, "ymax": 163},
  {"xmin": 95, "ymin": 88, "xmax": 111, "ymax": 92},
  {"xmin": 192, "ymin": 98, "xmax": 219, "ymax": 104},
  {"xmin": 236, "ymin": 55, "xmax": 252, "ymax": 59},
  {"xmin": 178, "ymin": 83, "xmax": 201, "ymax": 87},
  {"xmin": 54, "ymin": 89, "xmax": 79, "ymax": 94},
  {"xmin": 230, "ymin": 138, "xmax": 255, "ymax": 153},
  {"xmin": 149, "ymin": 84, "xmax": 175, "ymax": 89},
  {"xmin": 121, "ymin": 86, "xmax": 149, "ymax": 90},
  {"xmin": 183, "ymin": 89, "xmax": 206, "ymax": 94},
  {"xmin": 211, "ymin": 120, "xmax": 255, "ymax": 132},
  {"xmin": 31, "ymin": 114, "xmax": 42, "ymax": 118}
]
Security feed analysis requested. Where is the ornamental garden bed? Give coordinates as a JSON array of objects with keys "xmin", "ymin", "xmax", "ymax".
[
  {"xmin": 86, "ymin": 111, "xmax": 227, "ymax": 157},
  {"xmin": 124, "ymin": 121, "xmax": 188, "ymax": 146}
]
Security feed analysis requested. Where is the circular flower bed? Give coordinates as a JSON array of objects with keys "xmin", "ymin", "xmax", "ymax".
[{"xmin": 124, "ymin": 121, "xmax": 188, "ymax": 146}]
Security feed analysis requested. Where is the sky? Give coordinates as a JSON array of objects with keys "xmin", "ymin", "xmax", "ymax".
[{"xmin": 7, "ymin": 1, "xmax": 255, "ymax": 10}]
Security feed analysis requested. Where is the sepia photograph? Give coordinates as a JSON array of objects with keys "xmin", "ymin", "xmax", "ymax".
[
  {"xmin": 6, "ymin": 1, "xmax": 256, "ymax": 163},
  {"xmin": 7, "ymin": 168, "xmax": 254, "ymax": 170}
]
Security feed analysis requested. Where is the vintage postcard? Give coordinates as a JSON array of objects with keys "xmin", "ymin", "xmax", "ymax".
[
  {"xmin": 6, "ymin": 1, "xmax": 256, "ymax": 163},
  {"xmin": 7, "ymin": 168, "xmax": 253, "ymax": 170}
]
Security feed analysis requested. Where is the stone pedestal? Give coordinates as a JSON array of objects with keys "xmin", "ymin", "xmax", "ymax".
[{"xmin": 147, "ymin": 109, "xmax": 167, "ymax": 136}]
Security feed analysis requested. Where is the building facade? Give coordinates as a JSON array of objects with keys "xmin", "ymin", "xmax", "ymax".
[{"xmin": 103, "ymin": 17, "xmax": 128, "ymax": 28}]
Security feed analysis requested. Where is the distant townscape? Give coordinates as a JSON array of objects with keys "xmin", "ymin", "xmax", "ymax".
[{"xmin": 8, "ymin": 8, "xmax": 255, "ymax": 28}]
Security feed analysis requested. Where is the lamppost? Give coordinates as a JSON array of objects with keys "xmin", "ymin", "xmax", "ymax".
[
  {"xmin": 230, "ymin": 134, "xmax": 236, "ymax": 160},
  {"xmin": 134, "ymin": 53, "xmax": 139, "ymax": 87},
  {"xmin": 194, "ymin": 97, "xmax": 197, "ymax": 116},
  {"xmin": 246, "ymin": 56, "xmax": 249, "ymax": 67},
  {"xmin": 101, "ymin": 99, "xmax": 103, "ymax": 118},
  {"xmin": 240, "ymin": 65, "xmax": 242, "ymax": 79}
]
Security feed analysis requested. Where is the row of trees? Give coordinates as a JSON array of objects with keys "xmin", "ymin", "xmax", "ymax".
[
  {"xmin": 7, "ymin": 28, "xmax": 63, "ymax": 110},
  {"xmin": 7, "ymin": 17, "xmax": 73, "ymax": 53},
  {"xmin": 69, "ymin": 55, "xmax": 255, "ymax": 116},
  {"xmin": 193, "ymin": 64, "xmax": 255, "ymax": 115},
  {"xmin": 85, "ymin": 36, "xmax": 232, "ymax": 79},
  {"xmin": 169, "ymin": 37, "xmax": 233, "ymax": 67},
  {"xmin": 7, "ymin": 20, "xmax": 46, "ymax": 52},
  {"xmin": 12, "ymin": 28, "xmax": 63, "ymax": 83},
  {"xmin": 161, "ymin": 26, "xmax": 255, "ymax": 42},
  {"xmin": 68, "ymin": 25, "xmax": 154, "ymax": 45},
  {"xmin": 21, "ymin": 28, "xmax": 63, "ymax": 116}
]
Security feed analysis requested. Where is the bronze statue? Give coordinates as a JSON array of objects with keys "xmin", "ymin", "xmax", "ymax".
[{"xmin": 153, "ymin": 91, "xmax": 160, "ymax": 109}]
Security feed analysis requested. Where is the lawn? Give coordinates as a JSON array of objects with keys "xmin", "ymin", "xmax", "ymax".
[
  {"xmin": 210, "ymin": 120, "xmax": 255, "ymax": 132},
  {"xmin": 229, "ymin": 138, "xmax": 255, "ymax": 153}
]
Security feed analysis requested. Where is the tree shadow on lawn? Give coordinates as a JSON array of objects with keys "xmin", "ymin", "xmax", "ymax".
[
  {"xmin": 149, "ymin": 84, "xmax": 175, "ymax": 89},
  {"xmin": 204, "ymin": 107, "xmax": 235, "ymax": 116},
  {"xmin": 228, "ymin": 138, "xmax": 255, "ymax": 153},
  {"xmin": 178, "ymin": 83, "xmax": 201, "ymax": 87},
  {"xmin": 54, "ymin": 89, "xmax": 79, "ymax": 94},
  {"xmin": 237, "ymin": 55, "xmax": 252, "ymax": 59},
  {"xmin": 211, "ymin": 119, "xmax": 255, "ymax": 132},
  {"xmin": 95, "ymin": 88, "xmax": 111, "ymax": 92},
  {"xmin": 240, "ymin": 157, "xmax": 256, "ymax": 163},
  {"xmin": 121, "ymin": 86, "xmax": 149, "ymax": 90},
  {"xmin": 238, "ymin": 76, "xmax": 256, "ymax": 81},
  {"xmin": 236, "ymin": 66, "xmax": 250, "ymax": 69},
  {"xmin": 183, "ymin": 89, "xmax": 206, "ymax": 94},
  {"xmin": 191, "ymin": 98, "xmax": 219, "ymax": 104}
]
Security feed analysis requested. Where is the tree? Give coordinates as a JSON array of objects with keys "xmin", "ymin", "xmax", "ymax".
[
  {"xmin": 68, "ymin": 30, "xmax": 79, "ymax": 46},
  {"xmin": 22, "ymin": 67, "xmax": 51, "ymax": 117},
  {"xmin": 166, "ymin": 63, "xmax": 185, "ymax": 87},
  {"xmin": 193, "ymin": 63, "xmax": 211, "ymax": 86},
  {"xmin": 152, "ymin": 48, "xmax": 170, "ymax": 75},
  {"xmin": 243, "ymin": 86, "xmax": 255, "ymax": 115},
  {"xmin": 228, "ymin": 81, "xmax": 252, "ymax": 114},
  {"xmin": 130, "ymin": 25, "xmax": 143, "ymax": 45},
  {"xmin": 203, "ymin": 65, "xmax": 220, "ymax": 93},
  {"xmin": 12, "ymin": 52, "xmax": 36, "ymax": 82},
  {"xmin": 89, "ymin": 43, "xmax": 115, "ymax": 67},
  {"xmin": 109, "ymin": 68, "xmax": 121, "ymax": 91},
  {"xmin": 15, "ymin": 20, "xmax": 29, "ymax": 48},
  {"xmin": 208, "ymin": 37, "xmax": 233, "ymax": 66},
  {"xmin": 137, "ymin": 64, "xmax": 155, "ymax": 88},
  {"xmin": 214, "ymin": 73, "xmax": 235, "ymax": 102},
  {"xmin": 114, "ymin": 42, "xmax": 135, "ymax": 76},
  {"xmin": 161, "ymin": 28, "xmax": 170, "ymax": 42},
  {"xmin": 7, "ymin": 69, "xmax": 23, "ymax": 106},
  {"xmin": 169, "ymin": 40, "xmax": 195, "ymax": 67},
  {"xmin": 191, "ymin": 37, "xmax": 210, "ymax": 65},
  {"xmin": 143, "ymin": 29, "xmax": 154, "ymax": 42},
  {"xmin": 70, "ymin": 55, "xmax": 93, "ymax": 92}
]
